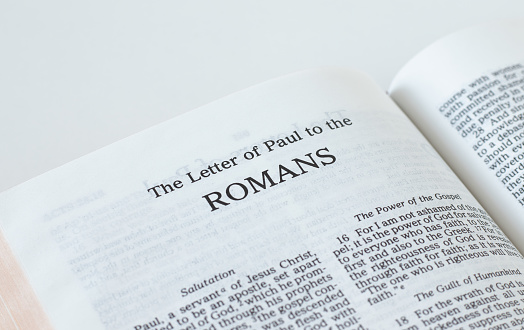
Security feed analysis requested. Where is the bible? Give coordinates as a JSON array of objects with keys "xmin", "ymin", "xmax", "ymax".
[{"xmin": 2, "ymin": 22, "xmax": 524, "ymax": 330}]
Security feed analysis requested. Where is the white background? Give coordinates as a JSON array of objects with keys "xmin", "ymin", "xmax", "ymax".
[{"xmin": 1, "ymin": 0, "xmax": 523, "ymax": 192}]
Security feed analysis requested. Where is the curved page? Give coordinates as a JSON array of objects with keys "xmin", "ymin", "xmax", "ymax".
[{"xmin": 390, "ymin": 23, "xmax": 524, "ymax": 251}]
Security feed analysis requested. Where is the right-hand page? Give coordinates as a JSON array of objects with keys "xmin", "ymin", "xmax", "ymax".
[{"xmin": 389, "ymin": 22, "xmax": 524, "ymax": 251}]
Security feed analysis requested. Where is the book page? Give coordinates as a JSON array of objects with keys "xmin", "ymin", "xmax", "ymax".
[
  {"xmin": 2, "ymin": 69, "xmax": 524, "ymax": 330},
  {"xmin": 389, "ymin": 22, "xmax": 524, "ymax": 252}
]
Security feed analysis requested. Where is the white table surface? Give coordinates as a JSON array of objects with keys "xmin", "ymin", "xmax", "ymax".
[{"xmin": 1, "ymin": 1, "xmax": 523, "ymax": 192}]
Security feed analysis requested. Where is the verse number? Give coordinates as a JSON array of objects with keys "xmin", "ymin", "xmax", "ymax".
[
  {"xmin": 395, "ymin": 316, "xmax": 409, "ymax": 326},
  {"xmin": 336, "ymin": 234, "xmax": 350, "ymax": 244}
]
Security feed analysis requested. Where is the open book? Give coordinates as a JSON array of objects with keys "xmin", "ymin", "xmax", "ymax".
[{"xmin": 2, "ymin": 22, "xmax": 524, "ymax": 330}]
